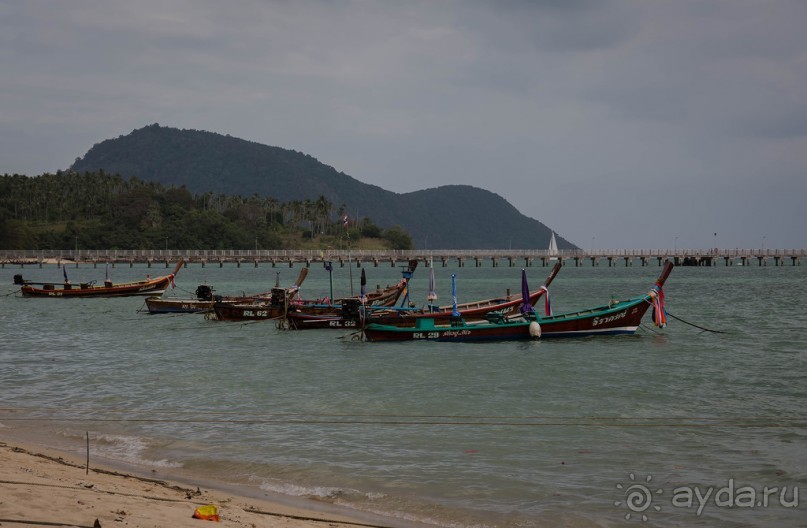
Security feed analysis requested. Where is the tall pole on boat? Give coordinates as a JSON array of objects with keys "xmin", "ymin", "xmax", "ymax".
[
  {"xmin": 398, "ymin": 261, "xmax": 415, "ymax": 308},
  {"xmin": 346, "ymin": 227, "xmax": 353, "ymax": 296},
  {"xmin": 451, "ymin": 273, "xmax": 459, "ymax": 317},
  {"xmin": 324, "ymin": 261, "xmax": 334, "ymax": 305},
  {"xmin": 427, "ymin": 258, "xmax": 437, "ymax": 312}
]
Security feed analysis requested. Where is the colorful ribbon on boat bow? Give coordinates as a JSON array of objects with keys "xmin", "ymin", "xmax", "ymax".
[
  {"xmin": 650, "ymin": 283, "xmax": 667, "ymax": 328},
  {"xmin": 539, "ymin": 286, "xmax": 553, "ymax": 316}
]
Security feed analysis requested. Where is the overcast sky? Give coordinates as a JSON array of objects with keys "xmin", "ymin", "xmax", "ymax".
[{"xmin": 2, "ymin": 0, "xmax": 806, "ymax": 249}]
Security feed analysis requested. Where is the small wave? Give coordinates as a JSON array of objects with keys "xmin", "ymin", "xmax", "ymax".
[
  {"xmin": 88, "ymin": 433, "xmax": 182, "ymax": 468},
  {"xmin": 258, "ymin": 479, "xmax": 363, "ymax": 501}
]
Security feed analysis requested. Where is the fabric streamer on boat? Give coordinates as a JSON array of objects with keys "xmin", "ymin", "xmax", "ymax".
[
  {"xmin": 650, "ymin": 284, "xmax": 667, "ymax": 328},
  {"xmin": 539, "ymin": 285, "xmax": 552, "ymax": 316}
]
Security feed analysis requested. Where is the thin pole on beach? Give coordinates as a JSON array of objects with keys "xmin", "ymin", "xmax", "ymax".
[{"xmin": 86, "ymin": 431, "xmax": 89, "ymax": 475}]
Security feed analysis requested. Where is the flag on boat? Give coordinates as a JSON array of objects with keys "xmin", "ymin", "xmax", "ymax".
[
  {"xmin": 343, "ymin": 214, "xmax": 349, "ymax": 227},
  {"xmin": 427, "ymin": 264, "xmax": 437, "ymax": 302},
  {"xmin": 520, "ymin": 269, "xmax": 533, "ymax": 315},
  {"xmin": 360, "ymin": 268, "xmax": 367, "ymax": 303},
  {"xmin": 62, "ymin": 265, "xmax": 68, "ymax": 283}
]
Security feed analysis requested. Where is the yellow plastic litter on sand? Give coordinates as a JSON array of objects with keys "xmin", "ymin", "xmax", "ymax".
[{"xmin": 192, "ymin": 504, "xmax": 220, "ymax": 521}]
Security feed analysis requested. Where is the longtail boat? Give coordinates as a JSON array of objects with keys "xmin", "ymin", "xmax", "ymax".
[
  {"xmin": 14, "ymin": 261, "xmax": 184, "ymax": 298},
  {"xmin": 371, "ymin": 261, "xmax": 561, "ymax": 326},
  {"xmin": 362, "ymin": 261, "xmax": 673, "ymax": 342},
  {"xmin": 214, "ymin": 263, "xmax": 416, "ymax": 323},
  {"xmin": 215, "ymin": 279, "xmax": 411, "ymax": 322},
  {"xmin": 144, "ymin": 284, "xmax": 215, "ymax": 314},
  {"xmin": 286, "ymin": 261, "xmax": 421, "ymax": 329},
  {"xmin": 144, "ymin": 268, "xmax": 309, "ymax": 314},
  {"xmin": 287, "ymin": 261, "xmax": 562, "ymax": 330}
]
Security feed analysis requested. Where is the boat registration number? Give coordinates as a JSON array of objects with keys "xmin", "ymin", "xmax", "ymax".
[
  {"xmin": 330, "ymin": 320, "xmax": 357, "ymax": 327},
  {"xmin": 243, "ymin": 310, "xmax": 269, "ymax": 318},
  {"xmin": 413, "ymin": 332, "xmax": 440, "ymax": 339}
]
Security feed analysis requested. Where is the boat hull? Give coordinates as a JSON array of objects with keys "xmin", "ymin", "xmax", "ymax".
[
  {"xmin": 286, "ymin": 311, "xmax": 362, "ymax": 330},
  {"xmin": 145, "ymin": 297, "xmax": 213, "ymax": 314},
  {"xmin": 20, "ymin": 276, "xmax": 172, "ymax": 298},
  {"xmin": 212, "ymin": 302, "xmax": 286, "ymax": 321},
  {"xmin": 363, "ymin": 297, "xmax": 651, "ymax": 342}
]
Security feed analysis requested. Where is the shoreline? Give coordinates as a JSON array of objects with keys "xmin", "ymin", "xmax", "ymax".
[{"xmin": 0, "ymin": 436, "xmax": 412, "ymax": 528}]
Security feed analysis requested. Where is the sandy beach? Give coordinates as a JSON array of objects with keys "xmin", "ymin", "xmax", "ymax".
[{"xmin": 0, "ymin": 440, "xmax": 392, "ymax": 528}]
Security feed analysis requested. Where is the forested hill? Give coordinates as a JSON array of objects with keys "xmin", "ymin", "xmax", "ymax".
[{"xmin": 70, "ymin": 124, "xmax": 575, "ymax": 250}]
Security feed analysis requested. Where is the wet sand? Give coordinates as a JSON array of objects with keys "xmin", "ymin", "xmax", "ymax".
[{"xmin": 0, "ymin": 440, "xmax": 394, "ymax": 528}]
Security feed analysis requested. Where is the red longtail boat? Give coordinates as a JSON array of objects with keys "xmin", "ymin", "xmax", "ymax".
[{"xmin": 15, "ymin": 260, "xmax": 184, "ymax": 298}]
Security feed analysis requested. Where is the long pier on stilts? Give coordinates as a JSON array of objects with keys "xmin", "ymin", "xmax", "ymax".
[{"xmin": 0, "ymin": 249, "xmax": 803, "ymax": 269}]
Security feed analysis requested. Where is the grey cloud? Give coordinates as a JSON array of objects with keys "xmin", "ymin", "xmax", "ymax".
[{"xmin": 1, "ymin": 0, "xmax": 805, "ymax": 248}]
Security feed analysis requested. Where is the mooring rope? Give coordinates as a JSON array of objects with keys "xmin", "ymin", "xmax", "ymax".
[
  {"xmin": 1, "ymin": 409, "xmax": 803, "ymax": 428},
  {"xmin": 664, "ymin": 310, "xmax": 727, "ymax": 334}
]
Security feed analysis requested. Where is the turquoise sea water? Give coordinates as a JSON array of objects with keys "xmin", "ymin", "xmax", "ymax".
[{"xmin": 1, "ymin": 262, "xmax": 805, "ymax": 527}]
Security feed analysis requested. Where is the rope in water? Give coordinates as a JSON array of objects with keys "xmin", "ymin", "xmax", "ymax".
[
  {"xmin": 1, "ymin": 412, "xmax": 803, "ymax": 428},
  {"xmin": 664, "ymin": 310, "xmax": 727, "ymax": 334}
]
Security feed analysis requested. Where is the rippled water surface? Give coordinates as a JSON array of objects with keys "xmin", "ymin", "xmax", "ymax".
[{"xmin": 1, "ymin": 262, "xmax": 805, "ymax": 527}]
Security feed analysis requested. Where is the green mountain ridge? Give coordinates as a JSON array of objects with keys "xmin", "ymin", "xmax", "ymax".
[{"xmin": 70, "ymin": 124, "xmax": 575, "ymax": 250}]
